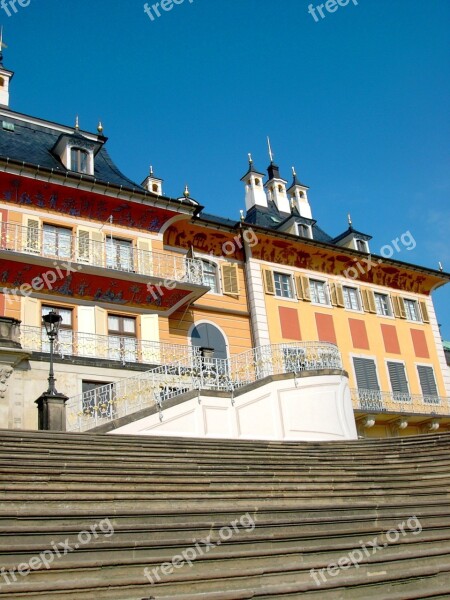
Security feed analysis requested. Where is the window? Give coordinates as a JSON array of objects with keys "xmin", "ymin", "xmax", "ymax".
[
  {"xmin": 70, "ymin": 148, "xmax": 89, "ymax": 174},
  {"xmin": 387, "ymin": 361, "xmax": 410, "ymax": 401},
  {"xmin": 274, "ymin": 273, "xmax": 293, "ymax": 299},
  {"xmin": 191, "ymin": 323, "xmax": 228, "ymax": 360},
  {"xmin": 404, "ymin": 299, "xmax": 421, "ymax": 322},
  {"xmin": 417, "ymin": 365, "xmax": 439, "ymax": 403},
  {"xmin": 296, "ymin": 223, "xmax": 311, "ymax": 239},
  {"xmin": 310, "ymin": 279, "xmax": 330, "ymax": 306},
  {"xmin": 81, "ymin": 381, "xmax": 114, "ymax": 419},
  {"xmin": 356, "ymin": 239, "xmax": 368, "ymax": 252},
  {"xmin": 375, "ymin": 293, "xmax": 392, "ymax": 317},
  {"xmin": 108, "ymin": 315, "xmax": 137, "ymax": 362},
  {"xmin": 43, "ymin": 224, "xmax": 72, "ymax": 259},
  {"xmin": 41, "ymin": 306, "xmax": 73, "ymax": 355},
  {"xmin": 353, "ymin": 357, "xmax": 382, "ymax": 410},
  {"xmin": 106, "ymin": 237, "xmax": 134, "ymax": 272},
  {"xmin": 343, "ymin": 286, "xmax": 361, "ymax": 311},
  {"xmin": 202, "ymin": 260, "xmax": 219, "ymax": 293}
]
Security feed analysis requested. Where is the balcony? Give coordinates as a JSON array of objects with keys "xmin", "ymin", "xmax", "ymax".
[
  {"xmin": 21, "ymin": 325, "xmax": 195, "ymax": 367},
  {"xmin": 351, "ymin": 388, "xmax": 450, "ymax": 416},
  {"xmin": 66, "ymin": 342, "xmax": 344, "ymax": 432},
  {"xmin": 0, "ymin": 221, "xmax": 205, "ymax": 285}
]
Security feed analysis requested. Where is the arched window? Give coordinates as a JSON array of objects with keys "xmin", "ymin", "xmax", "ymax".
[
  {"xmin": 70, "ymin": 148, "xmax": 89, "ymax": 174},
  {"xmin": 191, "ymin": 323, "xmax": 227, "ymax": 360},
  {"xmin": 201, "ymin": 260, "xmax": 219, "ymax": 293}
]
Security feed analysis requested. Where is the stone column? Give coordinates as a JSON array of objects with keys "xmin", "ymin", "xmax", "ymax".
[{"xmin": 0, "ymin": 317, "xmax": 31, "ymax": 429}]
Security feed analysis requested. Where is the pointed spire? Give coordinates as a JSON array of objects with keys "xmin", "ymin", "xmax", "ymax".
[
  {"xmin": 150, "ymin": 165, "xmax": 154, "ymax": 176},
  {"xmin": 0, "ymin": 27, "xmax": 5, "ymax": 65},
  {"xmin": 439, "ymin": 261, "xmax": 444, "ymax": 272},
  {"xmin": 291, "ymin": 166, "xmax": 301, "ymax": 186},
  {"xmin": 267, "ymin": 136, "xmax": 274, "ymax": 164},
  {"xmin": 240, "ymin": 209, "xmax": 245, "ymax": 222},
  {"xmin": 75, "ymin": 116, "xmax": 80, "ymax": 131},
  {"xmin": 348, "ymin": 213, "xmax": 353, "ymax": 227}
]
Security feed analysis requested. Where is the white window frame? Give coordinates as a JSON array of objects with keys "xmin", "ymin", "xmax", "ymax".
[
  {"xmin": 404, "ymin": 298, "xmax": 421, "ymax": 323},
  {"xmin": 274, "ymin": 271, "xmax": 294, "ymax": 300},
  {"xmin": 67, "ymin": 144, "xmax": 94, "ymax": 175},
  {"xmin": 309, "ymin": 278, "xmax": 331, "ymax": 306},
  {"xmin": 201, "ymin": 258, "xmax": 221, "ymax": 295},
  {"xmin": 374, "ymin": 292, "xmax": 393, "ymax": 318},
  {"xmin": 343, "ymin": 285, "xmax": 362, "ymax": 312},
  {"xmin": 355, "ymin": 239, "xmax": 369, "ymax": 252},
  {"xmin": 296, "ymin": 222, "xmax": 312, "ymax": 239}
]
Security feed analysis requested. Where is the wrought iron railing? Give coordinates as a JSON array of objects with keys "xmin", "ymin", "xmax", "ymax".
[
  {"xmin": 21, "ymin": 325, "xmax": 196, "ymax": 366},
  {"xmin": 351, "ymin": 388, "xmax": 449, "ymax": 415},
  {"xmin": 0, "ymin": 221, "xmax": 205, "ymax": 285},
  {"xmin": 66, "ymin": 342, "xmax": 343, "ymax": 432}
]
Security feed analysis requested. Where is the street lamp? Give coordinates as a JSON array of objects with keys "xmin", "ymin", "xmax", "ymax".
[{"xmin": 42, "ymin": 310, "xmax": 62, "ymax": 395}]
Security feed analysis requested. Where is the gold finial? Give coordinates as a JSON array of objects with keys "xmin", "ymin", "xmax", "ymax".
[
  {"xmin": 439, "ymin": 261, "xmax": 444, "ymax": 272},
  {"xmin": 348, "ymin": 213, "xmax": 352, "ymax": 227},
  {"xmin": 97, "ymin": 121, "xmax": 104, "ymax": 134},
  {"xmin": 184, "ymin": 184, "xmax": 190, "ymax": 199},
  {"xmin": 75, "ymin": 116, "xmax": 79, "ymax": 131},
  {"xmin": 240, "ymin": 209, "xmax": 245, "ymax": 222},
  {"xmin": 150, "ymin": 165, "xmax": 154, "ymax": 176}
]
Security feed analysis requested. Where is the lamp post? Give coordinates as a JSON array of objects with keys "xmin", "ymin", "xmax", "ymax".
[
  {"xmin": 35, "ymin": 310, "xmax": 69, "ymax": 431},
  {"xmin": 42, "ymin": 310, "xmax": 62, "ymax": 395}
]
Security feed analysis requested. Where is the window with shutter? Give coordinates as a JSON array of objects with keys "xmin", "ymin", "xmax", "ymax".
[
  {"xmin": 263, "ymin": 269, "xmax": 275, "ymax": 295},
  {"xmin": 78, "ymin": 230, "xmax": 90, "ymax": 263},
  {"xmin": 392, "ymin": 296, "xmax": 406, "ymax": 319},
  {"xmin": 419, "ymin": 301, "xmax": 430, "ymax": 323},
  {"xmin": 26, "ymin": 219, "xmax": 40, "ymax": 254},
  {"xmin": 274, "ymin": 273, "xmax": 293, "ymax": 298},
  {"xmin": 353, "ymin": 357, "xmax": 382, "ymax": 409},
  {"xmin": 221, "ymin": 264, "xmax": 239, "ymax": 295},
  {"xmin": 374, "ymin": 293, "xmax": 392, "ymax": 317},
  {"xmin": 387, "ymin": 361, "xmax": 410, "ymax": 400},
  {"xmin": 301, "ymin": 277, "xmax": 311, "ymax": 301},
  {"xmin": 343, "ymin": 286, "xmax": 361, "ymax": 311},
  {"xmin": 404, "ymin": 299, "xmax": 420, "ymax": 322},
  {"xmin": 417, "ymin": 365, "xmax": 439, "ymax": 403}
]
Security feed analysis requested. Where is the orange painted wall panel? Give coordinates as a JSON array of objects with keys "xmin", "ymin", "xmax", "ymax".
[
  {"xmin": 411, "ymin": 329, "xmax": 430, "ymax": 359},
  {"xmin": 279, "ymin": 307, "xmax": 302, "ymax": 341},
  {"xmin": 0, "ymin": 293, "xmax": 4, "ymax": 316},
  {"xmin": 349, "ymin": 319, "xmax": 370, "ymax": 350},
  {"xmin": 381, "ymin": 324, "xmax": 401, "ymax": 354},
  {"xmin": 315, "ymin": 313, "xmax": 337, "ymax": 345}
]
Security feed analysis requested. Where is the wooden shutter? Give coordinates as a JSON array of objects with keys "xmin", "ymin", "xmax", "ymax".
[
  {"xmin": 222, "ymin": 264, "xmax": 239, "ymax": 295},
  {"xmin": 137, "ymin": 238, "xmax": 152, "ymax": 276},
  {"xmin": 419, "ymin": 301, "xmax": 430, "ymax": 323},
  {"xmin": 392, "ymin": 296, "xmax": 406, "ymax": 319},
  {"xmin": 417, "ymin": 365, "xmax": 438, "ymax": 397},
  {"xmin": 335, "ymin": 284, "xmax": 345, "ymax": 307},
  {"xmin": 387, "ymin": 362, "xmax": 409, "ymax": 393},
  {"xmin": 26, "ymin": 218, "xmax": 40, "ymax": 253},
  {"xmin": 263, "ymin": 269, "xmax": 275, "ymax": 295},
  {"xmin": 300, "ymin": 276, "xmax": 311, "ymax": 301},
  {"xmin": 353, "ymin": 357, "xmax": 380, "ymax": 390},
  {"xmin": 361, "ymin": 288, "xmax": 376, "ymax": 313}
]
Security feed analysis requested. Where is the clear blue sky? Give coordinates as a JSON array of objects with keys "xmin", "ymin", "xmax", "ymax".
[{"xmin": 3, "ymin": 0, "xmax": 450, "ymax": 337}]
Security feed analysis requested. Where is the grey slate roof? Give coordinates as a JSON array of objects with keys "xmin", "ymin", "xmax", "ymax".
[{"xmin": 0, "ymin": 110, "xmax": 144, "ymax": 190}]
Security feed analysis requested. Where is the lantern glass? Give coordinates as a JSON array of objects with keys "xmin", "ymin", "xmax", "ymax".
[{"xmin": 42, "ymin": 310, "xmax": 62, "ymax": 339}]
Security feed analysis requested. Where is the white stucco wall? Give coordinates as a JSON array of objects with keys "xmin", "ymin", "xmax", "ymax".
[{"xmin": 111, "ymin": 373, "xmax": 358, "ymax": 442}]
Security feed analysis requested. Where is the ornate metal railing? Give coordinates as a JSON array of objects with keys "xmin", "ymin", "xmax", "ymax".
[
  {"xmin": 21, "ymin": 325, "xmax": 196, "ymax": 366},
  {"xmin": 66, "ymin": 342, "xmax": 343, "ymax": 432},
  {"xmin": 351, "ymin": 388, "xmax": 449, "ymax": 415},
  {"xmin": 0, "ymin": 221, "xmax": 205, "ymax": 285}
]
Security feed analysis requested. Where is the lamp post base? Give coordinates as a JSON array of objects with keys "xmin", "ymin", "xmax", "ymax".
[{"xmin": 35, "ymin": 392, "xmax": 69, "ymax": 431}]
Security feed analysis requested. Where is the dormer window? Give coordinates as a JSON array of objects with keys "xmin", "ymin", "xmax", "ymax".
[
  {"xmin": 356, "ymin": 239, "xmax": 368, "ymax": 252},
  {"xmin": 70, "ymin": 148, "xmax": 89, "ymax": 173},
  {"xmin": 296, "ymin": 223, "xmax": 312, "ymax": 239}
]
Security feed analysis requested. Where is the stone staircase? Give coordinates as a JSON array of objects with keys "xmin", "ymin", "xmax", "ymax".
[{"xmin": 0, "ymin": 429, "xmax": 450, "ymax": 599}]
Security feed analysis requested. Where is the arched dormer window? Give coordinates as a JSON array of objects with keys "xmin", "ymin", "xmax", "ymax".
[{"xmin": 70, "ymin": 147, "xmax": 89, "ymax": 174}]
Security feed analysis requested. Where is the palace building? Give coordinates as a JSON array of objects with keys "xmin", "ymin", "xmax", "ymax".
[{"xmin": 0, "ymin": 51, "xmax": 449, "ymax": 440}]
